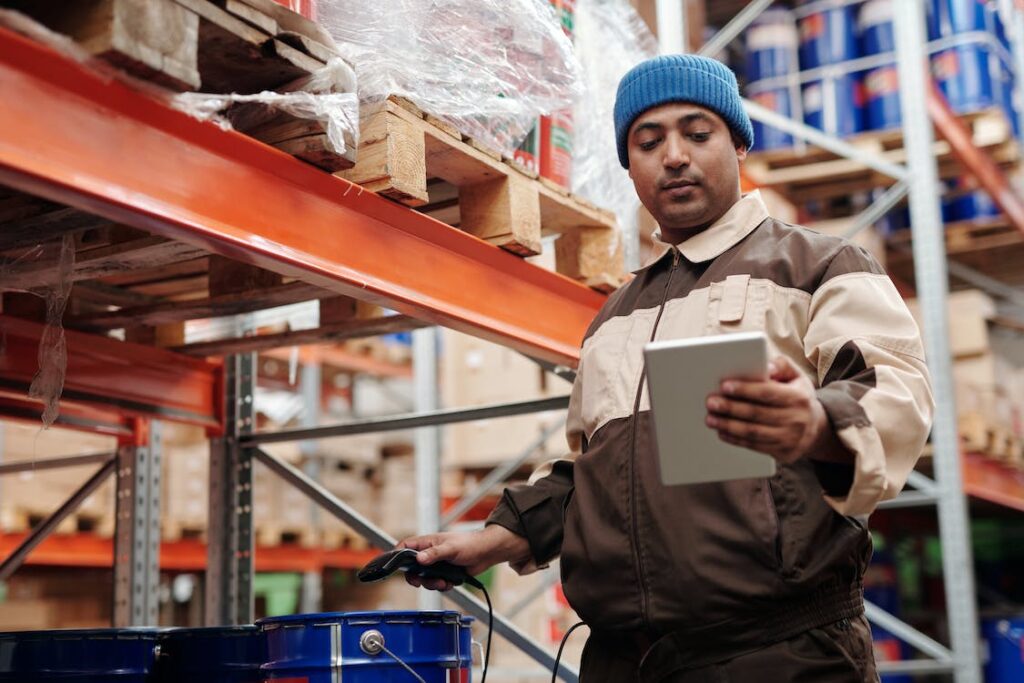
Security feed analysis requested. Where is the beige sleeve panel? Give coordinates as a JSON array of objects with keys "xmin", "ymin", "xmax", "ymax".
[
  {"xmin": 804, "ymin": 272, "xmax": 935, "ymax": 516},
  {"xmin": 566, "ymin": 355, "xmax": 586, "ymax": 456}
]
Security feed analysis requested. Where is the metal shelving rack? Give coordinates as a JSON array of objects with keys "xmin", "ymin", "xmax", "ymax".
[{"xmin": 1, "ymin": 2, "xmax": 1023, "ymax": 682}]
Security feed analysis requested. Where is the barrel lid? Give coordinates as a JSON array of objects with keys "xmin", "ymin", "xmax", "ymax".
[
  {"xmin": 0, "ymin": 628, "xmax": 161, "ymax": 641},
  {"xmin": 158, "ymin": 625, "xmax": 259, "ymax": 640},
  {"xmin": 258, "ymin": 610, "xmax": 465, "ymax": 628}
]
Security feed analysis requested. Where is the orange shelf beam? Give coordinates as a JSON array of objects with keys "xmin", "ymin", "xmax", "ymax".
[
  {"xmin": 263, "ymin": 346, "xmax": 412, "ymax": 379},
  {"xmin": 962, "ymin": 452, "xmax": 1024, "ymax": 513},
  {"xmin": 0, "ymin": 317, "xmax": 223, "ymax": 431},
  {"xmin": 0, "ymin": 533, "xmax": 377, "ymax": 572},
  {"xmin": 0, "ymin": 27, "xmax": 603, "ymax": 368}
]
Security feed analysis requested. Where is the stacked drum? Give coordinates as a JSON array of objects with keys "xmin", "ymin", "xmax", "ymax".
[{"xmin": 0, "ymin": 611, "xmax": 476, "ymax": 682}]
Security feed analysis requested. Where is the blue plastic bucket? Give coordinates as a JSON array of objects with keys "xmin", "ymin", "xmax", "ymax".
[
  {"xmin": 745, "ymin": 9, "xmax": 798, "ymax": 82},
  {"xmin": 260, "ymin": 611, "xmax": 473, "ymax": 683},
  {"xmin": 982, "ymin": 618, "xmax": 1024, "ymax": 683},
  {"xmin": 864, "ymin": 64, "xmax": 901, "ymax": 130},
  {"xmin": 798, "ymin": 3, "xmax": 859, "ymax": 69},
  {"xmin": 156, "ymin": 625, "xmax": 265, "ymax": 683},
  {"xmin": 0, "ymin": 628, "xmax": 160, "ymax": 682},
  {"xmin": 932, "ymin": 43, "xmax": 997, "ymax": 114},
  {"xmin": 803, "ymin": 73, "xmax": 864, "ymax": 137},
  {"xmin": 747, "ymin": 83, "xmax": 796, "ymax": 151},
  {"xmin": 858, "ymin": 0, "xmax": 894, "ymax": 56}
]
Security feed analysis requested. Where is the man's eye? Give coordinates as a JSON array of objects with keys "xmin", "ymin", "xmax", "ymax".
[
  {"xmin": 639, "ymin": 138, "xmax": 661, "ymax": 151},
  {"xmin": 691, "ymin": 132, "xmax": 711, "ymax": 142}
]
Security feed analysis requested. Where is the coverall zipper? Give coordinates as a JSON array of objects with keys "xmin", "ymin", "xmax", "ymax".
[{"xmin": 629, "ymin": 247, "xmax": 681, "ymax": 629}]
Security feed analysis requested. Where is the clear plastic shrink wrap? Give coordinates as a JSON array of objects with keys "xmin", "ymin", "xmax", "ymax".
[
  {"xmin": 572, "ymin": 0, "xmax": 657, "ymax": 265},
  {"xmin": 317, "ymin": 0, "xmax": 583, "ymax": 156},
  {"xmin": 0, "ymin": 235, "xmax": 75, "ymax": 428}
]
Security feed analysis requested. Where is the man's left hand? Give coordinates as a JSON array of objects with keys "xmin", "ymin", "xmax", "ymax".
[{"xmin": 705, "ymin": 355, "xmax": 831, "ymax": 464}]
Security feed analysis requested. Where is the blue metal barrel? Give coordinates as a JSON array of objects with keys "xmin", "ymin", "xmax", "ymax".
[
  {"xmin": 931, "ymin": 0, "xmax": 989, "ymax": 38},
  {"xmin": 863, "ymin": 64, "xmax": 901, "ymax": 130},
  {"xmin": 744, "ymin": 9, "xmax": 798, "ymax": 82},
  {"xmin": 932, "ymin": 43, "xmax": 997, "ymax": 114},
  {"xmin": 982, "ymin": 617, "xmax": 1024, "ymax": 683},
  {"xmin": 260, "ymin": 611, "xmax": 473, "ymax": 683},
  {"xmin": 156, "ymin": 625, "xmax": 265, "ymax": 683},
  {"xmin": 858, "ymin": 0, "xmax": 894, "ymax": 56},
  {"xmin": 803, "ymin": 73, "xmax": 864, "ymax": 137},
  {"xmin": 797, "ymin": 1, "xmax": 859, "ymax": 69},
  {"xmin": 0, "ymin": 628, "xmax": 160, "ymax": 682},
  {"xmin": 746, "ymin": 82, "xmax": 796, "ymax": 151}
]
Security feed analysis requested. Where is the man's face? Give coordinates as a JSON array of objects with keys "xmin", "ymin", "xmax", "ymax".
[{"xmin": 627, "ymin": 102, "xmax": 747, "ymax": 239}]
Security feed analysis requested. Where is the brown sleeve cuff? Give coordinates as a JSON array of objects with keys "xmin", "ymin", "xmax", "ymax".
[
  {"xmin": 484, "ymin": 461, "xmax": 573, "ymax": 566},
  {"xmin": 814, "ymin": 386, "xmax": 866, "ymax": 497}
]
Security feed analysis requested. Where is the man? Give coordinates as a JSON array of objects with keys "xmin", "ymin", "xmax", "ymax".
[{"xmin": 401, "ymin": 54, "xmax": 934, "ymax": 682}]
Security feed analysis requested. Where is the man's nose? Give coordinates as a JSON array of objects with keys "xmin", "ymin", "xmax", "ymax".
[{"xmin": 662, "ymin": 135, "xmax": 689, "ymax": 169}]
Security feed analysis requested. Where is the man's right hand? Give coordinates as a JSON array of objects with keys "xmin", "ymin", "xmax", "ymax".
[{"xmin": 398, "ymin": 524, "xmax": 531, "ymax": 592}]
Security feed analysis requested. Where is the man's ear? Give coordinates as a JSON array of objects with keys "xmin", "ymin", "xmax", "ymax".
[{"xmin": 736, "ymin": 145, "xmax": 748, "ymax": 163}]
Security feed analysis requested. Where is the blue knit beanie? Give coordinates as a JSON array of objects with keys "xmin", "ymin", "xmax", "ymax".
[{"xmin": 614, "ymin": 54, "xmax": 754, "ymax": 168}]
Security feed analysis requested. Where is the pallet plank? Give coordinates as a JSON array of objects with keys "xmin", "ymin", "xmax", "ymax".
[
  {"xmin": 7, "ymin": 0, "xmax": 201, "ymax": 90},
  {"xmin": 69, "ymin": 280, "xmax": 326, "ymax": 330},
  {"xmin": 4, "ymin": 236, "xmax": 207, "ymax": 290}
]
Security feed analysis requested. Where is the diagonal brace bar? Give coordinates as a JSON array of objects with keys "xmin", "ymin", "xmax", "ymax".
[
  {"xmin": 864, "ymin": 599, "xmax": 954, "ymax": 662},
  {"xmin": 698, "ymin": 0, "xmax": 775, "ymax": 58},
  {"xmin": 253, "ymin": 448, "xmax": 579, "ymax": 682},
  {"xmin": 243, "ymin": 396, "xmax": 570, "ymax": 446},
  {"xmin": 441, "ymin": 419, "xmax": 566, "ymax": 529},
  {"xmin": 0, "ymin": 457, "xmax": 116, "ymax": 580},
  {"xmin": 843, "ymin": 181, "xmax": 909, "ymax": 240},
  {"xmin": 743, "ymin": 99, "xmax": 908, "ymax": 181},
  {"xmin": 0, "ymin": 452, "xmax": 115, "ymax": 476}
]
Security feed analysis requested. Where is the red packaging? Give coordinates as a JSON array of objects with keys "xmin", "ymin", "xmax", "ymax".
[
  {"xmin": 270, "ymin": 0, "xmax": 317, "ymax": 20},
  {"xmin": 538, "ymin": 0, "xmax": 575, "ymax": 189}
]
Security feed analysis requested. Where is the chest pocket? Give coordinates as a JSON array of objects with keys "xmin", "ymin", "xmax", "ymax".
[{"xmin": 705, "ymin": 274, "xmax": 768, "ymax": 334}]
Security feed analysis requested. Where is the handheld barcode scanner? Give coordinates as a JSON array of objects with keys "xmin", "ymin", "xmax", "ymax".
[
  {"xmin": 358, "ymin": 547, "xmax": 483, "ymax": 589},
  {"xmin": 359, "ymin": 548, "xmax": 490, "ymax": 682}
]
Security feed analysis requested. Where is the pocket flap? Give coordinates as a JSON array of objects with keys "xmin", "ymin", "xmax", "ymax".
[{"xmin": 718, "ymin": 274, "xmax": 750, "ymax": 323}]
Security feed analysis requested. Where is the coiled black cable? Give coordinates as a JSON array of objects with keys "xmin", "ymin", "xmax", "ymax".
[{"xmin": 551, "ymin": 620, "xmax": 586, "ymax": 683}]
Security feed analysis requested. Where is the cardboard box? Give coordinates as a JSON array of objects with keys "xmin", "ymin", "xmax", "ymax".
[
  {"xmin": 905, "ymin": 289, "xmax": 997, "ymax": 359},
  {"xmin": 804, "ymin": 218, "xmax": 887, "ymax": 271},
  {"xmin": 0, "ymin": 421, "xmax": 116, "ymax": 531}
]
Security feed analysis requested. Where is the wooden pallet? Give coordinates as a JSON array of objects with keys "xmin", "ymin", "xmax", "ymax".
[
  {"xmin": 337, "ymin": 97, "xmax": 625, "ymax": 290},
  {"xmin": 1, "ymin": 507, "xmax": 115, "ymax": 537},
  {"xmin": 162, "ymin": 520, "xmax": 207, "ymax": 542},
  {"xmin": 0, "ymin": 0, "xmax": 356, "ymax": 171},
  {"xmin": 321, "ymin": 528, "xmax": 372, "ymax": 551},
  {"xmin": 256, "ymin": 524, "xmax": 319, "ymax": 548},
  {"xmin": 745, "ymin": 109, "xmax": 1019, "ymax": 203},
  {"xmin": 959, "ymin": 412, "xmax": 1024, "ymax": 466},
  {"xmin": 885, "ymin": 216, "xmax": 1024, "ymax": 289}
]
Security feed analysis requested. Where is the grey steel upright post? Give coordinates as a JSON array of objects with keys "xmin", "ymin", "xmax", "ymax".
[
  {"xmin": 113, "ymin": 421, "xmax": 163, "ymax": 626},
  {"xmin": 299, "ymin": 360, "xmax": 323, "ymax": 614},
  {"xmin": 206, "ymin": 354, "xmax": 256, "ymax": 625},
  {"xmin": 413, "ymin": 327, "xmax": 442, "ymax": 611},
  {"xmin": 1001, "ymin": 0, "xmax": 1024, "ymax": 141},
  {"xmin": 893, "ymin": 2, "xmax": 982, "ymax": 681}
]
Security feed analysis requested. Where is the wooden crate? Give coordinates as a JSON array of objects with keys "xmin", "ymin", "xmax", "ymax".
[
  {"xmin": 338, "ymin": 97, "xmax": 625, "ymax": 290},
  {"xmin": 745, "ymin": 108, "xmax": 1019, "ymax": 203}
]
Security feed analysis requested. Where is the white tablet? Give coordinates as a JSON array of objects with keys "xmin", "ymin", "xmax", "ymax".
[{"xmin": 644, "ymin": 331, "xmax": 777, "ymax": 486}]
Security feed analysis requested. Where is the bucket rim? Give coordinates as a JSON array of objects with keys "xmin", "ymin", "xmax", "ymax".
[{"xmin": 257, "ymin": 610, "xmax": 466, "ymax": 626}]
